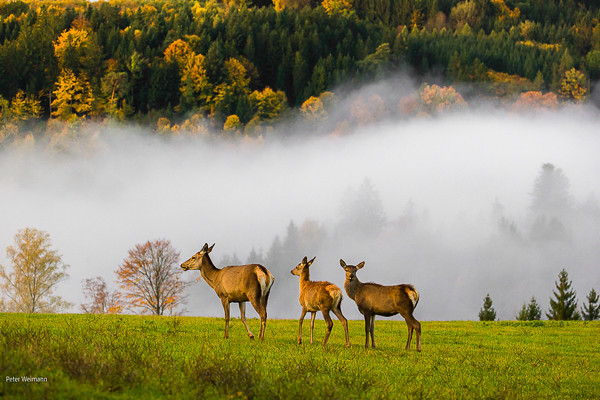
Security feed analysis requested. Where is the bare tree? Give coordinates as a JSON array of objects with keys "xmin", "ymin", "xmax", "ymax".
[
  {"xmin": 0, "ymin": 228, "xmax": 71, "ymax": 313},
  {"xmin": 116, "ymin": 239, "xmax": 187, "ymax": 315},
  {"xmin": 80, "ymin": 276, "xmax": 122, "ymax": 314}
]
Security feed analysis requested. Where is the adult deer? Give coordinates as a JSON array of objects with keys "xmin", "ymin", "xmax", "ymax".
[
  {"xmin": 290, "ymin": 256, "xmax": 350, "ymax": 347},
  {"xmin": 181, "ymin": 243, "xmax": 275, "ymax": 340},
  {"xmin": 340, "ymin": 259, "xmax": 421, "ymax": 351}
]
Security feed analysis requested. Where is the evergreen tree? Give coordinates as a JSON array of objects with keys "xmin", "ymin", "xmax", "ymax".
[
  {"xmin": 547, "ymin": 269, "xmax": 581, "ymax": 320},
  {"xmin": 479, "ymin": 293, "xmax": 497, "ymax": 321},
  {"xmin": 517, "ymin": 296, "xmax": 542, "ymax": 320},
  {"xmin": 581, "ymin": 288, "xmax": 600, "ymax": 321}
]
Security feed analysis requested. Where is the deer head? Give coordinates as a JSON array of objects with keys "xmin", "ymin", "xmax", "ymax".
[
  {"xmin": 181, "ymin": 243, "xmax": 215, "ymax": 271},
  {"xmin": 290, "ymin": 256, "xmax": 316, "ymax": 276},
  {"xmin": 340, "ymin": 259, "xmax": 365, "ymax": 281}
]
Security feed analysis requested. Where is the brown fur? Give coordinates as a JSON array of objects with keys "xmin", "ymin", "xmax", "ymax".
[
  {"xmin": 291, "ymin": 257, "xmax": 350, "ymax": 347},
  {"xmin": 340, "ymin": 259, "xmax": 421, "ymax": 351},
  {"xmin": 181, "ymin": 243, "xmax": 274, "ymax": 340}
]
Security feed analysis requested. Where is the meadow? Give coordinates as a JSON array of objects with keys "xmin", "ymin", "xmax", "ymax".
[{"xmin": 0, "ymin": 313, "xmax": 598, "ymax": 399}]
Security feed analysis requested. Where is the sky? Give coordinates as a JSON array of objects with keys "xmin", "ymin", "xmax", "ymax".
[{"xmin": 1, "ymin": 98, "xmax": 600, "ymax": 323}]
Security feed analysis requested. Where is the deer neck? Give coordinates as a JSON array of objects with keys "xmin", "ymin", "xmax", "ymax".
[
  {"xmin": 200, "ymin": 255, "xmax": 220, "ymax": 288},
  {"xmin": 344, "ymin": 277, "xmax": 361, "ymax": 301},
  {"xmin": 299, "ymin": 269, "xmax": 311, "ymax": 293}
]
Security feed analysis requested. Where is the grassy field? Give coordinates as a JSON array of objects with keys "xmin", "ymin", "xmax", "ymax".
[{"xmin": 0, "ymin": 313, "xmax": 598, "ymax": 399}]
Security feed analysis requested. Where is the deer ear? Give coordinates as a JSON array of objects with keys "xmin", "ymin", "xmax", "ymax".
[
  {"xmin": 340, "ymin": 259, "xmax": 347, "ymax": 268},
  {"xmin": 208, "ymin": 243, "xmax": 215, "ymax": 253},
  {"xmin": 201, "ymin": 243, "xmax": 208, "ymax": 252},
  {"xmin": 302, "ymin": 256, "xmax": 308, "ymax": 264},
  {"xmin": 356, "ymin": 261, "xmax": 365, "ymax": 269},
  {"xmin": 308, "ymin": 256, "xmax": 316, "ymax": 266}
]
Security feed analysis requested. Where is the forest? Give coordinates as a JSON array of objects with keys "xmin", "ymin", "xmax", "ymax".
[{"xmin": 0, "ymin": 0, "xmax": 599, "ymax": 147}]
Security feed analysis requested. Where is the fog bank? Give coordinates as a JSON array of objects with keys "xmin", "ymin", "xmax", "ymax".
[{"xmin": 1, "ymin": 108, "xmax": 599, "ymax": 321}]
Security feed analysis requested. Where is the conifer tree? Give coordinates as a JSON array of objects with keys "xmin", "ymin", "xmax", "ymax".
[
  {"xmin": 581, "ymin": 288, "xmax": 600, "ymax": 321},
  {"xmin": 547, "ymin": 269, "xmax": 581, "ymax": 320},
  {"xmin": 479, "ymin": 293, "xmax": 497, "ymax": 321},
  {"xmin": 517, "ymin": 296, "xmax": 542, "ymax": 320}
]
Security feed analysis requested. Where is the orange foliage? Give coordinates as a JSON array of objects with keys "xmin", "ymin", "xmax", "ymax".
[
  {"xmin": 115, "ymin": 239, "xmax": 187, "ymax": 315},
  {"xmin": 350, "ymin": 94, "xmax": 385, "ymax": 124},
  {"xmin": 512, "ymin": 91, "xmax": 558, "ymax": 111},
  {"xmin": 418, "ymin": 84, "xmax": 466, "ymax": 114}
]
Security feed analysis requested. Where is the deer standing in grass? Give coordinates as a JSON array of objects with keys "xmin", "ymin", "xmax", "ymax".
[
  {"xmin": 290, "ymin": 256, "xmax": 350, "ymax": 347},
  {"xmin": 181, "ymin": 243, "xmax": 274, "ymax": 340},
  {"xmin": 340, "ymin": 259, "xmax": 421, "ymax": 351}
]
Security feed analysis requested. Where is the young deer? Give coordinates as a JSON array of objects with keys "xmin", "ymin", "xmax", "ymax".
[
  {"xmin": 340, "ymin": 259, "xmax": 421, "ymax": 351},
  {"xmin": 181, "ymin": 243, "xmax": 275, "ymax": 340},
  {"xmin": 290, "ymin": 256, "xmax": 350, "ymax": 347}
]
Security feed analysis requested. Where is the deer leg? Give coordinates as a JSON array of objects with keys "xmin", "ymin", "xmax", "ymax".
[
  {"xmin": 370, "ymin": 315, "xmax": 376, "ymax": 348},
  {"xmin": 249, "ymin": 296, "xmax": 267, "ymax": 341},
  {"xmin": 322, "ymin": 308, "xmax": 334, "ymax": 346},
  {"xmin": 298, "ymin": 308, "xmax": 307, "ymax": 344},
  {"xmin": 401, "ymin": 312, "xmax": 422, "ymax": 351},
  {"xmin": 364, "ymin": 314, "xmax": 371, "ymax": 348},
  {"xmin": 409, "ymin": 316, "xmax": 421, "ymax": 352},
  {"xmin": 310, "ymin": 312, "xmax": 316, "ymax": 344},
  {"xmin": 221, "ymin": 299, "xmax": 230, "ymax": 339},
  {"xmin": 239, "ymin": 302, "xmax": 254, "ymax": 340},
  {"xmin": 332, "ymin": 304, "xmax": 350, "ymax": 348}
]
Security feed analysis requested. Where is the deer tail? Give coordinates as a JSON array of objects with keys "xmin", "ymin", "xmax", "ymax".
[{"xmin": 406, "ymin": 285, "xmax": 419, "ymax": 309}]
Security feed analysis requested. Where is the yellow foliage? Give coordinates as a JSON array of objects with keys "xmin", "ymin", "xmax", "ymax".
[
  {"xmin": 224, "ymin": 114, "xmax": 241, "ymax": 131},
  {"xmin": 51, "ymin": 69, "xmax": 94, "ymax": 121},
  {"xmin": 300, "ymin": 96, "xmax": 326, "ymax": 121},
  {"xmin": 559, "ymin": 68, "xmax": 587, "ymax": 102},
  {"xmin": 322, "ymin": 0, "xmax": 353, "ymax": 16},
  {"xmin": 516, "ymin": 40, "xmax": 560, "ymax": 52},
  {"xmin": 164, "ymin": 39, "xmax": 194, "ymax": 67}
]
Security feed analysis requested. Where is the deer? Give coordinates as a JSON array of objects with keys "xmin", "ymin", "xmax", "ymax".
[
  {"xmin": 290, "ymin": 256, "xmax": 350, "ymax": 347},
  {"xmin": 181, "ymin": 243, "xmax": 275, "ymax": 340},
  {"xmin": 340, "ymin": 259, "xmax": 421, "ymax": 351}
]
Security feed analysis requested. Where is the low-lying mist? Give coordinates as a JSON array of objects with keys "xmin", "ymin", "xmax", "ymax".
[{"xmin": 1, "ymin": 99, "xmax": 600, "ymax": 322}]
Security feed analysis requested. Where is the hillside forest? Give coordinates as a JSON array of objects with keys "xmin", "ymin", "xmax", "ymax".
[{"xmin": 1, "ymin": 0, "xmax": 600, "ymax": 148}]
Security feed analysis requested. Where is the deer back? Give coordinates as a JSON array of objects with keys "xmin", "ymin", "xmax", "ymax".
[
  {"xmin": 300, "ymin": 280, "xmax": 343, "ymax": 312},
  {"xmin": 214, "ymin": 264, "xmax": 273, "ymax": 301},
  {"xmin": 354, "ymin": 282, "xmax": 418, "ymax": 317}
]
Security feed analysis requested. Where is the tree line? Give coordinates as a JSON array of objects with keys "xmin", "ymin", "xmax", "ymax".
[
  {"xmin": 0, "ymin": 0, "xmax": 599, "ymax": 144},
  {"xmin": 1, "ymin": 227, "xmax": 599, "ymax": 321},
  {"xmin": 2, "ymin": 163, "xmax": 600, "ymax": 319},
  {"xmin": 479, "ymin": 268, "xmax": 600, "ymax": 321}
]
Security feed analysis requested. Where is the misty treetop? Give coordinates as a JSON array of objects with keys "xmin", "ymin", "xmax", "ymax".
[{"xmin": 1, "ymin": 0, "xmax": 599, "ymax": 147}]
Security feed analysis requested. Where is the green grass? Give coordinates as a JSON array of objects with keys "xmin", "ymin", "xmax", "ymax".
[{"xmin": 1, "ymin": 313, "xmax": 598, "ymax": 399}]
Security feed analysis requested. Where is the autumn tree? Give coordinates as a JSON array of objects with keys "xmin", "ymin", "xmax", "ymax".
[
  {"xmin": 559, "ymin": 68, "xmax": 587, "ymax": 102},
  {"xmin": 479, "ymin": 293, "xmax": 497, "ymax": 321},
  {"xmin": 0, "ymin": 228, "xmax": 70, "ymax": 313},
  {"xmin": 51, "ymin": 69, "xmax": 94, "ymax": 121},
  {"xmin": 512, "ymin": 91, "xmax": 558, "ymax": 111},
  {"xmin": 178, "ymin": 53, "xmax": 213, "ymax": 111},
  {"xmin": 249, "ymin": 87, "xmax": 287, "ymax": 121},
  {"xmin": 53, "ymin": 26, "xmax": 101, "ymax": 77},
  {"xmin": 300, "ymin": 96, "xmax": 326, "ymax": 121},
  {"xmin": 164, "ymin": 39, "xmax": 194, "ymax": 68},
  {"xmin": 449, "ymin": 0, "xmax": 482, "ymax": 31},
  {"xmin": 322, "ymin": 0, "xmax": 353, "ymax": 16},
  {"xmin": 116, "ymin": 239, "xmax": 188, "ymax": 315},
  {"xmin": 547, "ymin": 269, "xmax": 580, "ymax": 321},
  {"xmin": 80, "ymin": 276, "xmax": 121, "ymax": 314},
  {"xmin": 9, "ymin": 90, "xmax": 41, "ymax": 121},
  {"xmin": 418, "ymin": 84, "xmax": 467, "ymax": 114},
  {"xmin": 581, "ymin": 288, "xmax": 599, "ymax": 321}
]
